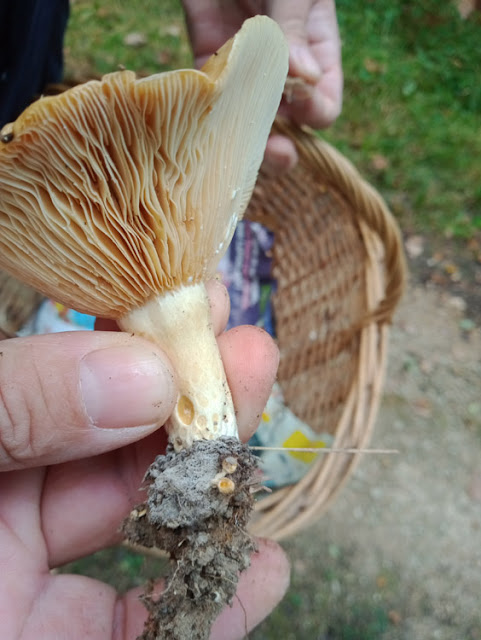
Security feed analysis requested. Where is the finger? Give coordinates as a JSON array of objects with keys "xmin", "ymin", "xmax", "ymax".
[
  {"xmin": 41, "ymin": 431, "xmax": 166, "ymax": 566},
  {"xmin": 286, "ymin": 76, "xmax": 342, "ymax": 129},
  {"xmin": 267, "ymin": 0, "xmax": 322, "ymax": 85},
  {"xmin": 15, "ymin": 538, "xmax": 288, "ymax": 639},
  {"xmin": 42, "ymin": 325, "xmax": 279, "ymax": 566},
  {"xmin": 181, "ymin": 0, "xmax": 247, "ymax": 68},
  {"xmin": 2, "ymin": 571, "xmax": 119, "ymax": 640},
  {"xmin": 219, "ymin": 325, "xmax": 279, "ymax": 441},
  {"xmin": 263, "ymin": 134, "xmax": 299, "ymax": 173},
  {"xmin": 286, "ymin": 52, "xmax": 343, "ymax": 128},
  {"xmin": 211, "ymin": 538, "xmax": 290, "ymax": 639},
  {"xmin": 0, "ymin": 331, "xmax": 177, "ymax": 471},
  {"xmin": 205, "ymin": 278, "xmax": 231, "ymax": 336},
  {"xmin": 286, "ymin": 0, "xmax": 343, "ymax": 128},
  {"xmin": 122, "ymin": 538, "xmax": 290, "ymax": 640}
]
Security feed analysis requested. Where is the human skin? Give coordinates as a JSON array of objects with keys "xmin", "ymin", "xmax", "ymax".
[
  {"xmin": 181, "ymin": 0, "xmax": 343, "ymax": 171},
  {"xmin": 0, "ymin": 280, "xmax": 289, "ymax": 639}
]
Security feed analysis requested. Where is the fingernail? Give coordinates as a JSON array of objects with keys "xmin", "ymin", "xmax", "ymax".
[
  {"xmin": 289, "ymin": 45, "xmax": 321, "ymax": 83},
  {"xmin": 80, "ymin": 346, "xmax": 175, "ymax": 429}
]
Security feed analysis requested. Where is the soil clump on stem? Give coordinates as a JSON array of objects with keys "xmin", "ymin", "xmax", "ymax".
[{"xmin": 122, "ymin": 437, "xmax": 260, "ymax": 640}]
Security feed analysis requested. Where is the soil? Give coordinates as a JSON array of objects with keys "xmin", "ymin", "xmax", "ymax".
[
  {"xmin": 252, "ymin": 240, "xmax": 481, "ymax": 639},
  {"xmin": 121, "ymin": 437, "xmax": 259, "ymax": 640}
]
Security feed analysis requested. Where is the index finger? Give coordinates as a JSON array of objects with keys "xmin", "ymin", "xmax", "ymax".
[{"xmin": 278, "ymin": 0, "xmax": 343, "ymax": 128}]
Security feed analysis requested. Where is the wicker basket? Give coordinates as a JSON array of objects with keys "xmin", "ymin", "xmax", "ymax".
[
  {"xmin": 0, "ymin": 115, "xmax": 406, "ymax": 540},
  {"xmin": 0, "ymin": 270, "xmax": 43, "ymax": 337},
  {"xmin": 245, "ymin": 118, "xmax": 406, "ymax": 540}
]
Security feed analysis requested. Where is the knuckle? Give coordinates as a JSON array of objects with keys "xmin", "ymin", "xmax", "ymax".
[
  {"xmin": 0, "ymin": 349, "xmax": 53, "ymax": 468},
  {"xmin": 0, "ymin": 381, "xmax": 35, "ymax": 467}
]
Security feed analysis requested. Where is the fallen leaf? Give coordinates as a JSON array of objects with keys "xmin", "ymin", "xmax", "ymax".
[
  {"xmin": 467, "ymin": 470, "xmax": 481, "ymax": 503},
  {"xmin": 467, "ymin": 238, "xmax": 479, "ymax": 253},
  {"xmin": 456, "ymin": 0, "xmax": 477, "ymax": 19},
  {"xmin": 376, "ymin": 575, "xmax": 387, "ymax": 589},
  {"xmin": 370, "ymin": 153, "xmax": 390, "ymax": 172},
  {"xmin": 96, "ymin": 7, "xmax": 111, "ymax": 18},
  {"xmin": 388, "ymin": 193, "xmax": 411, "ymax": 216},
  {"xmin": 364, "ymin": 58, "xmax": 386, "ymax": 74},
  {"xmin": 448, "ymin": 296, "xmax": 467, "ymax": 313},
  {"xmin": 388, "ymin": 610, "xmax": 402, "ymax": 626},
  {"xmin": 426, "ymin": 251, "xmax": 444, "ymax": 267},
  {"xmin": 293, "ymin": 559, "xmax": 308, "ymax": 573},
  {"xmin": 444, "ymin": 261, "xmax": 459, "ymax": 275},
  {"xmin": 157, "ymin": 50, "xmax": 173, "ymax": 65},
  {"xmin": 430, "ymin": 271, "xmax": 449, "ymax": 286},
  {"xmin": 124, "ymin": 32, "xmax": 147, "ymax": 48},
  {"xmin": 420, "ymin": 358, "xmax": 434, "ymax": 374},
  {"xmin": 412, "ymin": 397, "xmax": 432, "ymax": 418},
  {"xmin": 163, "ymin": 24, "xmax": 182, "ymax": 38},
  {"xmin": 404, "ymin": 235, "xmax": 424, "ymax": 259}
]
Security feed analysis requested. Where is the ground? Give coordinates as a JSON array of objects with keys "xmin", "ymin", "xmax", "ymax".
[{"xmin": 252, "ymin": 249, "xmax": 481, "ymax": 639}]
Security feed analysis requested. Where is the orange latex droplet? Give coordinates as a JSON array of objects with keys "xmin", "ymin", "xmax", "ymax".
[
  {"xmin": 217, "ymin": 477, "xmax": 235, "ymax": 495},
  {"xmin": 177, "ymin": 395, "xmax": 194, "ymax": 426}
]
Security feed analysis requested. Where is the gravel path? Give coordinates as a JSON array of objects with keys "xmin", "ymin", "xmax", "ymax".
[{"xmin": 254, "ymin": 284, "xmax": 481, "ymax": 639}]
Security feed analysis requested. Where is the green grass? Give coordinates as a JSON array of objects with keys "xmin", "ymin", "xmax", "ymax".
[
  {"xmin": 64, "ymin": 0, "xmax": 191, "ymax": 79},
  {"xmin": 323, "ymin": 0, "xmax": 481, "ymax": 239},
  {"xmin": 250, "ymin": 545, "xmax": 399, "ymax": 640}
]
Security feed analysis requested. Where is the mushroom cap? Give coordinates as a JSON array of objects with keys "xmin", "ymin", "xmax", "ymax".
[{"xmin": 0, "ymin": 16, "xmax": 288, "ymax": 318}]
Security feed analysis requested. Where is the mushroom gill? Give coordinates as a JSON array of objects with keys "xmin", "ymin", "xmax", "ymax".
[{"xmin": 0, "ymin": 16, "xmax": 289, "ymax": 449}]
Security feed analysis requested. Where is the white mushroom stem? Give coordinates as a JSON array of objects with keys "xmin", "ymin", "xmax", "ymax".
[{"xmin": 118, "ymin": 282, "xmax": 237, "ymax": 451}]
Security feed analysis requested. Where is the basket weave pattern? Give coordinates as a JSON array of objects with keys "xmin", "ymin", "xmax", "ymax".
[
  {"xmin": 0, "ymin": 114, "xmax": 405, "ymax": 540},
  {"xmin": 246, "ymin": 119, "xmax": 406, "ymax": 539}
]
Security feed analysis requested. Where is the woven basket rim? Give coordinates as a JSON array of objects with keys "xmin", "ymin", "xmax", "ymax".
[
  {"xmin": 270, "ymin": 118, "xmax": 406, "ymax": 324},
  {"xmin": 0, "ymin": 104, "xmax": 406, "ymax": 540},
  {"xmin": 247, "ymin": 119, "xmax": 406, "ymax": 539}
]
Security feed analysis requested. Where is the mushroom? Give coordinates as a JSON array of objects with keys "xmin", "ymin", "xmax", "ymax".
[
  {"xmin": 0, "ymin": 16, "xmax": 289, "ymax": 452},
  {"xmin": 0, "ymin": 19, "xmax": 288, "ymax": 637}
]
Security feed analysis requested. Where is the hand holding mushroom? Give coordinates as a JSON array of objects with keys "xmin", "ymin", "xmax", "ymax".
[
  {"xmin": 0, "ymin": 16, "xmax": 290, "ymax": 640},
  {"xmin": 181, "ymin": 0, "xmax": 343, "ymax": 170},
  {"xmin": 0, "ymin": 289, "xmax": 289, "ymax": 638}
]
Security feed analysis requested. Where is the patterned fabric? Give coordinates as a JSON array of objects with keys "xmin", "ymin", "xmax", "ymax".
[
  {"xmin": 219, "ymin": 219, "xmax": 275, "ymax": 334},
  {"xmin": 0, "ymin": 0, "xmax": 69, "ymax": 126}
]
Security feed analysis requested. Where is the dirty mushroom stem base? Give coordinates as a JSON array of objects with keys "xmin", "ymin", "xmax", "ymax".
[{"xmin": 122, "ymin": 437, "xmax": 260, "ymax": 640}]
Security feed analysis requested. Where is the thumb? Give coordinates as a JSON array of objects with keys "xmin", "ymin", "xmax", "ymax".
[
  {"xmin": 0, "ymin": 331, "xmax": 177, "ymax": 471},
  {"xmin": 267, "ymin": 0, "xmax": 321, "ymax": 84}
]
